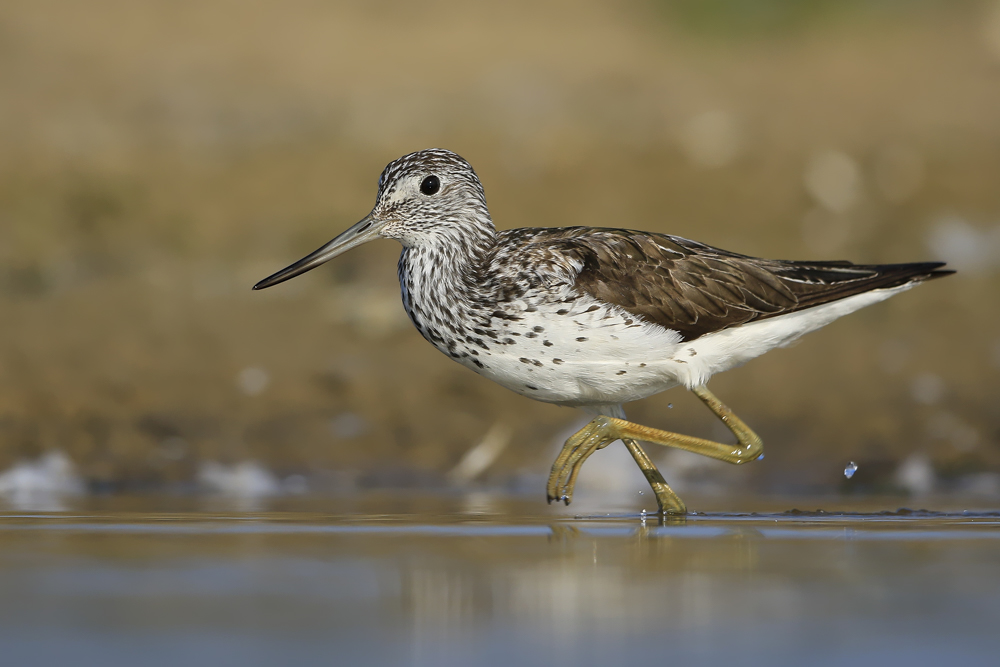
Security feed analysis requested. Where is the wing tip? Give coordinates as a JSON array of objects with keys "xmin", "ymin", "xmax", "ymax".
[{"xmin": 922, "ymin": 266, "xmax": 955, "ymax": 281}]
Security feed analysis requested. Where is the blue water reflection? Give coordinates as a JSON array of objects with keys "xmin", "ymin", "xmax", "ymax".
[{"xmin": 0, "ymin": 502, "xmax": 998, "ymax": 666}]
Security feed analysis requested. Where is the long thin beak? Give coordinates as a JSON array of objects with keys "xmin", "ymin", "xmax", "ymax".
[{"xmin": 253, "ymin": 214, "xmax": 384, "ymax": 290}]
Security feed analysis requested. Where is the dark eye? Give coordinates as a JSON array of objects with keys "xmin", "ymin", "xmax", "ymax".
[{"xmin": 420, "ymin": 175, "xmax": 440, "ymax": 195}]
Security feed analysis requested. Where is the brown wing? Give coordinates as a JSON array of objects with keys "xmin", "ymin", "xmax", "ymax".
[{"xmin": 529, "ymin": 228, "xmax": 951, "ymax": 341}]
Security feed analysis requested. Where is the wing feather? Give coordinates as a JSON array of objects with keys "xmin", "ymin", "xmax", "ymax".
[{"xmin": 499, "ymin": 227, "xmax": 950, "ymax": 341}]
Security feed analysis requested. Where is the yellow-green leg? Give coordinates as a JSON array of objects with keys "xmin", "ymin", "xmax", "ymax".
[
  {"xmin": 621, "ymin": 438, "xmax": 687, "ymax": 514},
  {"xmin": 546, "ymin": 385, "xmax": 763, "ymax": 514}
]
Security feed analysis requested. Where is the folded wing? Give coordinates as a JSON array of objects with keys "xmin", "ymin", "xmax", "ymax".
[{"xmin": 532, "ymin": 228, "xmax": 951, "ymax": 341}]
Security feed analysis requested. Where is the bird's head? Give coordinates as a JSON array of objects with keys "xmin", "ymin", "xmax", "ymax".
[{"xmin": 253, "ymin": 148, "xmax": 493, "ymax": 290}]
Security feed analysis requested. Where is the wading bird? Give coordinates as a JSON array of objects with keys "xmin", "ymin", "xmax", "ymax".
[{"xmin": 254, "ymin": 149, "xmax": 950, "ymax": 514}]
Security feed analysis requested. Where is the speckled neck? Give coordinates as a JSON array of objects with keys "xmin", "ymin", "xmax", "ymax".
[{"xmin": 396, "ymin": 210, "xmax": 498, "ymax": 349}]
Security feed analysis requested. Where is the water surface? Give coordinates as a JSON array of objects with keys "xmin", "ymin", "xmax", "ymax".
[{"xmin": 1, "ymin": 495, "xmax": 998, "ymax": 666}]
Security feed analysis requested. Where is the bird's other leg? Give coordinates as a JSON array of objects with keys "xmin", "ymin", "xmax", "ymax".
[
  {"xmin": 621, "ymin": 438, "xmax": 686, "ymax": 514},
  {"xmin": 616, "ymin": 385, "xmax": 763, "ymax": 464},
  {"xmin": 547, "ymin": 385, "xmax": 762, "ymax": 514},
  {"xmin": 546, "ymin": 412, "xmax": 686, "ymax": 514}
]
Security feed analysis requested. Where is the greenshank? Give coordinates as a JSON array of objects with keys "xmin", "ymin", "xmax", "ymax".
[{"xmin": 254, "ymin": 148, "xmax": 951, "ymax": 514}]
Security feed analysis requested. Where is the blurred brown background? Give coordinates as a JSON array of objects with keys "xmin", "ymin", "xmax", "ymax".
[{"xmin": 0, "ymin": 0, "xmax": 998, "ymax": 499}]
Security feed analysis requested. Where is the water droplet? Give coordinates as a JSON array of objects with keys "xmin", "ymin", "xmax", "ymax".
[
  {"xmin": 638, "ymin": 490, "xmax": 643, "ymax": 495},
  {"xmin": 640, "ymin": 509, "xmax": 647, "ymax": 519},
  {"xmin": 844, "ymin": 461, "xmax": 858, "ymax": 479},
  {"xmin": 756, "ymin": 453, "xmax": 765, "ymax": 461},
  {"xmin": 667, "ymin": 403, "xmax": 673, "ymax": 409}
]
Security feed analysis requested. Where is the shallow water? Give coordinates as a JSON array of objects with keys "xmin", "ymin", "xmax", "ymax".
[{"xmin": 1, "ymin": 495, "xmax": 999, "ymax": 666}]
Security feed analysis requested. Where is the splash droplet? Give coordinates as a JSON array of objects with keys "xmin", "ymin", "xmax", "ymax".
[
  {"xmin": 844, "ymin": 461, "xmax": 859, "ymax": 479},
  {"xmin": 667, "ymin": 403, "xmax": 673, "ymax": 409}
]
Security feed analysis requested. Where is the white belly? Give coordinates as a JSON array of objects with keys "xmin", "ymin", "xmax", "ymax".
[{"xmin": 458, "ymin": 296, "xmax": 685, "ymax": 406}]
